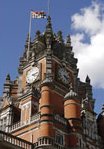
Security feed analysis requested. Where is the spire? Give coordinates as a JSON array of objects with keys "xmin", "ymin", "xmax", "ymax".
[
  {"xmin": 36, "ymin": 30, "xmax": 41, "ymax": 40},
  {"xmin": 33, "ymin": 30, "xmax": 41, "ymax": 44},
  {"xmin": 86, "ymin": 75, "xmax": 90, "ymax": 84},
  {"xmin": 66, "ymin": 35, "xmax": 71, "ymax": 47},
  {"xmin": 5, "ymin": 73, "xmax": 11, "ymax": 85},
  {"xmin": 57, "ymin": 31, "xmax": 64, "ymax": 43},
  {"xmin": 6, "ymin": 74, "xmax": 11, "ymax": 81},
  {"xmin": 3, "ymin": 74, "xmax": 11, "ymax": 97},
  {"xmin": 25, "ymin": 33, "xmax": 30, "ymax": 48},
  {"xmin": 45, "ymin": 16, "xmax": 53, "ymax": 33},
  {"xmin": 24, "ymin": 33, "xmax": 31, "ymax": 60},
  {"xmin": 45, "ymin": 16, "xmax": 53, "ymax": 49}
]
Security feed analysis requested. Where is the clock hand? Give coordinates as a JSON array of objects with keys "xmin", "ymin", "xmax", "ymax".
[
  {"xmin": 32, "ymin": 72, "xmax": 38, "ymax": 76},
  {"xmin": 64, "ymin": 75, "xmax": 68, "ymax": 79}
]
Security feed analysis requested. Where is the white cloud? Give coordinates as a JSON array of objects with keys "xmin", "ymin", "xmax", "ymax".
[
  {"xmin": 71, "ymin": 1, "xmax": 104, "ymax": 88},
  {"xmin": 71, "ymin": 2, "xmax": 102, "ymax": 35}
]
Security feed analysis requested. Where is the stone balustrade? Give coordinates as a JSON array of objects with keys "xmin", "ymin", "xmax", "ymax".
[
  {"xmin": 9, "ymin": 113, "xmax": 67, "ymax": 132},
  {"xmin": 0, "ymin": 132, "xmax": 68, "ymax": 149},
  {"xmin": 10, "ymin": 113, "xmax": 40, "ymax": 132},
  {"xmin": 0, "ymin": 130, "xmax": 33, "ymax": 149},
  {"xmin": 35, "ymin": 136, "xmax": 67, "ymax": 149}
]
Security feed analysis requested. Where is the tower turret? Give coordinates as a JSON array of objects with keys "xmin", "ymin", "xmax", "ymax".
[
  {"xmin": 65, "ymin": 35, "xmax": 71, "ymax": 47},
  {"xmin": 3, "ymin": 74, "xmax": 11, "ymax": 97},
  {"xmin": 57, "ymin": 31, "xmax": 64, "ymax": 43},
  {"xmin": 64, "ymin": 85, "xmax": 81, "ymax": 147},
  {"xmin": 38, "ymin": 75, "xmax": 55, "ymax": 144}
]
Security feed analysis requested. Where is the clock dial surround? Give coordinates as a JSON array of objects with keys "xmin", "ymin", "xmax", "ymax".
[
  {"xmin": 58, "ymin": 67, "xmax": 70, "ymax": 85},
  {"xmin": 26, "ymin": 67, "xmax": 39, "ymax": 84}
]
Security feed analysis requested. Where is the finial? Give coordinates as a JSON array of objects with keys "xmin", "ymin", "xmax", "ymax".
[
  {"xmin": 64, "ymin": 83, "xmax": 78, "ymax": 100},
  {"xmin": 81, "ymin": 94, "xmax": 89, "ymax": 109},
  {"xmin": 102, "ymin": 104, "xmax": 104, "ymax": 112},
  {"xmin": 45, "ymin": 16, "xmax": 52, "ymax": 33},
  {"xmin": 82, "ymin": 93, "xmax": 94, "ymax": 111},
  {"xmin": 6, "ymin": 74, "xmax": 11, "ymax": 81},
  {"xmin": 85, "ymin": 76, "xmax": 92, "ymax": 99},
  {"xmin": 34, "ymin": 30, "xmax": 41, "ymax": 42},
  {"xmin": 24, "ymin": 33, "xmax": 31, "ymax": 60},
  {"xmin": 45, "ymin": 16, "xmax": 53, "ymax": 49},
  {"xmin": 25, "ymin": 33, "xmax": 30, "ymax": 47},
  {"xmin": 69, "ymin": 83, "xmax": 73, "ymax": 90},
  {"xmin": 86, "ymin": 75, "xmax": 90, "ymax": 84},
  {"xmin": 66, "ymin": 35, "xmax": 71, "ymax": 46},
  {"xmin": 3, "ymin": 74, "xmax": 11, "ymax": 98},
  {"xmin": 26, "ymin": 32, "xmax": 32, "ymax": 60},
  {"xmin": 57, "ymin": 31, "xmax": 64, "ymax": 43},
  {"xmin": 36, "ymin": 30, "xmax": 41, "ymax": 37},
  {"xmin": 84, "ymin": 93, "xmax": 89, "ymax": 102}
]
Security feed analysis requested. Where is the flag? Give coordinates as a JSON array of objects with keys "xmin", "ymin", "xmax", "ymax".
[{"xmin": 31, "ymin": 11, "xmax": 46, "ymax": 19}]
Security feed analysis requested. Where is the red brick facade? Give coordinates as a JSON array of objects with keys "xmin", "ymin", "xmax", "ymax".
[{"xmin": 0, "ymin": 16, "xmax": 103, "ymax": 149}]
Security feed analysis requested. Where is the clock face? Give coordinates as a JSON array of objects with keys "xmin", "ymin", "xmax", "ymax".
[
  {"xmin": 58, "ymin": 67, "xmax": 70, "ymax": 85},
  {"xmin": 26, "ymin": 67, "xmax": 39, "ymax": 84}
]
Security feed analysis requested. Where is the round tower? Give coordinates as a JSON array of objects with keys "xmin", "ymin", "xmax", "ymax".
[
  {"xmin": 38, "ymin": 76, "xmax": 55, "ymax": 140},
  {"xmin": 64, "ymin": 85, "xmax": 82, "ymax": 147}
]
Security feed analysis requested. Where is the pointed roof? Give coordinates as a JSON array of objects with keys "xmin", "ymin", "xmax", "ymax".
[
  {"xmin": 86, "ymin": 75, "xmax": 90, "ymax": 84},
  {"xmin": 57, "ymin": 31, "xmax": 64, "ymax": 43},
  {"xmin": 64, "ymin": 84, "xmax": 78, "ymax": 100},
  {"xmin": 6, "ymin": 74, "xmax": 11, "ymax": 81}
]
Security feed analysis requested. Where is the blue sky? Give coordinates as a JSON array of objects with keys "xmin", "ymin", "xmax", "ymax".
[{"xmin": 0, "ymin": 0, "xmax": 104, "ymax": 114}]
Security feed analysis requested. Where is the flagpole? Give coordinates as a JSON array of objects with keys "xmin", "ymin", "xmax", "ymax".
[
  {"xmin": 27, "ymin": 11, "xmax": 32, "ymax": 60},
  {"xmin": 48, "ymin": 0, "xmax": 50, "ymax": 16}
]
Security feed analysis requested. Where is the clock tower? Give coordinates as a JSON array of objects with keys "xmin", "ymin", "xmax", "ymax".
[
  {"xmin": 17, "ymin": 16, "xmax": 79, "ymax": 147},
  {"xmin": 0, "ymin": 16, "xmax": 103, "ymax": 149}
]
